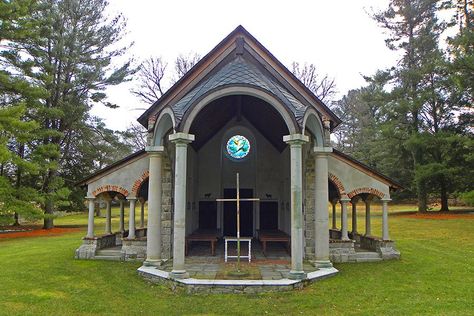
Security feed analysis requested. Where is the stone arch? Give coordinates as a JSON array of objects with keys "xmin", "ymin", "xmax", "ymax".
[
  {"xmin": 92, "ymin": 185, "xmax": 129, "ymax": 197},
  {"xmin": 347, "ymin": 187, "xmax": 385, "ymax": 199},
  {"xmin": 153, "ymin": 107, "xmax": 176, "ymax": 146},
  {"xmin": 328, "ymin": 172, "xmax": 346, "ymax": 197},
  {"xmin": 180, "ymin": 85, "xmax": 299, "ymax": 135},
  {"xmin": 131, "ymin": 170, "xmax": 149, "ymax": 197},
  {"xmin": 302, "ymin": 108, "xmax": 324, "ymax": 146}
]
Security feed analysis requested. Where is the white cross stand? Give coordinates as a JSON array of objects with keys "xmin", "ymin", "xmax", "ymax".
[{"xmin": 216, "ymin": 173, "xmax": 259, "ymax": 270}]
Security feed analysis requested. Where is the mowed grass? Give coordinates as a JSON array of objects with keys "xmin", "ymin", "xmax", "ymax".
[{"xmin": 1, "ymin": 204, "xmax": 474, "ymax": 315}]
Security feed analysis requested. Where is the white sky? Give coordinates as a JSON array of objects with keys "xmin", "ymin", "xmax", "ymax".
[{"xmin": 93, "ymin": 0, "xmax": 398, "ymax": 131}]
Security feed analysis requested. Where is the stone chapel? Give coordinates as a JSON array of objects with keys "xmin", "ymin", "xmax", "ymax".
[{"xmin": 76, "ymin": 26, "xmax": 401, "ymax": 285}]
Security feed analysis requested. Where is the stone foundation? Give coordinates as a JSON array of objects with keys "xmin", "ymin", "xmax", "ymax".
[
  {"xmin": 122, "ymin": 238, "xmax": 147, "ymax": 260},
  {"xmin": 329, "ymin": 239, "xmax": 357, "ymax": 263},
  {"xmin": 75, "ymin": 233, "xmax": 118, "ymax": 259},
  {"xmin": 138, "ymin": 266, "xmax": 338, "ymax": 294}
]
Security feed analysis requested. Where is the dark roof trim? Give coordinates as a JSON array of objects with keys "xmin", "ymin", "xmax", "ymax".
[
  {"xmin": 333, "ymin": 149, "xmax": 404, "ymax": 190},
  {"xmin": 76, "ymin": 149, "xmax": 146, "ymax": 186}
]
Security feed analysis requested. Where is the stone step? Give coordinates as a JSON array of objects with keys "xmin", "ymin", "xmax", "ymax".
[
  {"xmin": 96, "ymin": 249, "xmax": 122, "ymax": 256},
  {"xmin": 355, "ymin": 251, "xmax": 382, "ymax": 262},
  {"xmin": 93, "ymin": 255, "xmax": 122, "ymax": 261},
  {"xmin": 355, "ymin": 257, "xmax": 383, "ymax": 263}
]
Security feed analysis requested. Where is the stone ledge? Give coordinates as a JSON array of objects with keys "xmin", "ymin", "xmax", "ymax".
[{"xmin": 137, "ymin": 266, "xmax": 338, "ymax": 294}]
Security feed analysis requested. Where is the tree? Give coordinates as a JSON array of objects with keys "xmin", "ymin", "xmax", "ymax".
[
  {"xmin": 372, "ymin": 0, "xmax": 449, "ymax": 212},
  {"xmin": 291, "ymin": 62, "xmax": 337, "ymax": 103},
  {"xmin": 1, "ymin": 0, "xmax": 134, "ymax": 228},
  {"xmin": 131, "ymin": 57, "xmax": 167, "ymax": 104}
]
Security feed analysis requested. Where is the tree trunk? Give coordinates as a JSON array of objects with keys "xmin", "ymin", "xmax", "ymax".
[
  {"xmin": 43, "ymin": 198, "xmax": 54, "ymax": 229},
  {"xmin": 418, "ymin": 182, "xmax": 428, "ymax": 212},
  {"xmin": 13, "ymin": 212, "xmax": 20, "ymax": 226},
  {"xmin": 439, "ymin": 178, "xmax": 449, "ymax": 212}
]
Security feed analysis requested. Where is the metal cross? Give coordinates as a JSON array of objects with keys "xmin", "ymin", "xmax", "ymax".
[{"xmin": 216, "ymin": 173, "xmax": 259, "ymax": 270}]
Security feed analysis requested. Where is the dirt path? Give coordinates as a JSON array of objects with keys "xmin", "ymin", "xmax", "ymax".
[{"xmin": 0, "ymin": 225, "xmax": 82, "ymax": 239}]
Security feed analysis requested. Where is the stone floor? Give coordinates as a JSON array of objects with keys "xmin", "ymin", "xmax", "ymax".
[{"xmin": 160, "ymin": 240, "xmax": 318, "ymax": 280}]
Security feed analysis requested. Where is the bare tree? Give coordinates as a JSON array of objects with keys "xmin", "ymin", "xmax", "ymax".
[
  {"xmin": 120, "ymin": 122, "xmax": 148, "ymax": 151},
  {"xmin": 131, "ymin": 57, "xmax": 168, "ymax": 104},
  {"xmin": 173, "ymin": 52, "xmax": 201, "ymax": 83},
  {"xmin": 291, "ymin": 62, "xmax": 337, "ymax": 103}
]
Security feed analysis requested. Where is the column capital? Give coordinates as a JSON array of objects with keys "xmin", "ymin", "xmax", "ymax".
[
  {"xmin": 340, "ymin": 197, "xmax": 351, "ymax": 203},
  {"xmin": 169, "ymin": 132, "xmax": 194, "ymax": 144},
  {"xmin": 126, "ymin": 196, "xmax": 138, "ymax": 201},
  {"xmin": 381, "ymin": 198, "xmax": 392, "ymax": 203},
  {"xmin": 313, "ymin": 146, "xmax": 333, "ymax": 155},
  {"xmin": 283, "ymin": 134, "xmax": 309, "ymax": 145},
  {"xmin": 85, "ymin": 195, "xmax": 95, "ymax": 200},
  {"xmin": 145, "ymin": 146, "xmax": 165, "ymax": 155}
]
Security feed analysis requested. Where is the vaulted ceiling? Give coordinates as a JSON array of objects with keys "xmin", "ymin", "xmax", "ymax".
[{"xmin": 189, "ymin": 95, "xmax": 289, "ymax": 152}]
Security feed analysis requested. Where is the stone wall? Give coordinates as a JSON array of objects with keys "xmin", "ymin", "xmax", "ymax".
[
  {"xmin": 161, "ymin": 152, "xmax": 174, "ymax": 259},
  {"xmin": 304, "ymin": 156, "xmax": 315, "ymax": 260}
]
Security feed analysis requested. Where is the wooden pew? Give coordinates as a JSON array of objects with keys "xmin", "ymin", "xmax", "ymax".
[
  {"xmin": 258, "ymin": 230, "xmax": 290, "ymax": 256},
  {"xmin": 185, "ymin": 229, "xmax": 219, "ymax": 256}
]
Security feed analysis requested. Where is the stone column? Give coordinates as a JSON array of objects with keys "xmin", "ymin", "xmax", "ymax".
[
  {"xmin": 119, "ymin": 200, "xmax": 125, "ymax": 232},
  {"xmin": 127, "ymin": 197, "xmax": 137, "ymax": 239},
  {"xmin": 169, "ymin": 133, "xmax": 194, "ymax": 279},
  {"xmin": 364, "ymin": 200, "xmax": 371, "ymax": 236},
  {"xmin": 283, "ymin": 134, "xmax": 308, "ymax": 280},
  {"xmin": 105, "ymin": 199, "xmax": 112, "ymax": 235},
  {"xmin": 314, "ymin": 146, "xmax": 333, "ymax": 269},
  {"xmin": 340, "ymin": 198, "xmax": 350, "ymax": 241},
  {"xmin": 140, "ymin": 199, "xmax": 145, "ymax": 228},
  {"xmin": 382, "ymin": 198, "xmax": 391, "ymax": 241},
  {"xmin": 86, "ymin": 196, "xmax": 95, "ymax": 238},
  {"xmin": 331, "ymin": 201, "xmax": 337, "ymax": 229},
  {"xmin": 351, "ymin": 200, "xmax": 357, "ymax": 235},
  {"xmin": 145, "ymin": 146, "xmax": 164, "ymax": 267}
]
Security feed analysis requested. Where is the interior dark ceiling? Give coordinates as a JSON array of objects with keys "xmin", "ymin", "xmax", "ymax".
[{"xmin": 189, "ymin": 95, "xmax": 289, "ymax": 152}]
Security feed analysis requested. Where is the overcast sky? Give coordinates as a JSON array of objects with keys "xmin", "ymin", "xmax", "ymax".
[{"xmin": 93, "ymin": 0, "xmax": 398, "ymax": 131}]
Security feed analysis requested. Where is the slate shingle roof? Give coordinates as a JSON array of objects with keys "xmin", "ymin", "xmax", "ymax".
[{"xmin": 171, "ymin": 56, "xmax": 307, "ymax": 127}]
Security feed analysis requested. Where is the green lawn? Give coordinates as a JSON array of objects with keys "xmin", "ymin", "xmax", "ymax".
[{"xmin": 1, "ymin": 205, "xmax": 474, "ymax": 315}]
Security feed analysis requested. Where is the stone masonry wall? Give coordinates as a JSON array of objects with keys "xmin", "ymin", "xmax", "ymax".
[
  {"xmin": 161, "ymin": 152, "xmax": 174, "ymax": 259},
  {"xmin": 304, "ymin": 156, "xmax": 315, "ymax": 260}
]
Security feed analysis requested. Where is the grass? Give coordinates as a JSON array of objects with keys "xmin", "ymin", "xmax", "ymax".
[{"xmin": 0, "ymin": 205, "xmax": 473, "ymax": 315}]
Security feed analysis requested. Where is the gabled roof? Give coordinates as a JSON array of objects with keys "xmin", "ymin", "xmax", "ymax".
[
  {"xmin": 137, "ymin": 25, "xmax": 341, "ymax": 130},
  {"xmin": 76, "ymin": 149, "xmax": 146, "ymax": 186}
]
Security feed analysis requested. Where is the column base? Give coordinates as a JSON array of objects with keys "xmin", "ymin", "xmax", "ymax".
[
  {"xmin": 312, "ymin": 260, "xmax": 333, "ymax": 269},
  {"xmin": 288, "ymin": 270, "xmax": 306, "ymax": 280},
  {"xmin": 170, "ymin": 270, "xmax": 189, "ymax": 279},
  {"xmin": 143, "ymin": 259, "xmax": 164, "ymax": 267}
]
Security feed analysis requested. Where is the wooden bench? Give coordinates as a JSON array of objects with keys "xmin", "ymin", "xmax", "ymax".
[
  {"xmin": 258, "ymin": 230, "xmax": 290, "ymax": 256},
  {"xmin": 185, "ymin": 229, "xmax": 219, "ymax": 256}
]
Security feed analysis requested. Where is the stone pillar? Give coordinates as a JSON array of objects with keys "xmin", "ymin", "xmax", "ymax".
[
  {"xmin": 105, "ymin": 199, "xmax": 112, "ymax": 234},
  {"xmin": 145, "ymin": 146, "xmax": 164, "ymax": 267},
  {"xmin": 86, "ymin": 196, "xmax": 95, "ymax": 238},
  {"xmin": 340, "ymin": 198, "xmax": 350, "ymax": 241},
  {"xmin": 365, "ymin": 200, "xmax": 371, "ymax": 236},
  {"xmin": 119, "ymin": 200, "xmax": 125, "ymax": 232},
  {"xmin": 283, "ymin": 134, "xmax": 308, "ymax": 280},
  {"xmin": 314, "ymin": 146, "xmax": 333, "ymax": 269},
  {"xmin": 351, "ymin": 200, "xmax": 357, "ymax": 235},
  {"xmin": 127, "ymin": 197, "xmax": 137, "ymax": 239},
  {"xmin": 382, "ymin": 198, "xmax": 391, "ymax": 241},
  {"xmin": 140, "ymin": 199, "xmax": 145, "ymax": 228},
  {"xmin": 169, "ymin": 133, "xmax": 194, "ymax": 279},
  {"xmin": 331, "ymin": 201, "xmax": 337, "ymax": 229}
]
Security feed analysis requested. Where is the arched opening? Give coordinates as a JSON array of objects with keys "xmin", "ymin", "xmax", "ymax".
[
  {"xmin": 302, "ymin": 109, "xmax": 324, "ymax": 147},
  {"xmin": 183, "ymin": 93, "xmax": 294, "ymax": 257},
  {"xmin": 153, "ymin": 109, "xmax": 175, "ymax": 146}
]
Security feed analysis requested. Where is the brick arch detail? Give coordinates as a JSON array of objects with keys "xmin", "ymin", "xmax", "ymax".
[
  {"xmin": 328, "ymin": 172, "xmax": 346, "ymax": 196},
  {"xmin": 131, "ymin": 170, "xmax": 149, "ymax": 196},
  {"xmin": 92, "ymin": 185, "xmax": 129, "ymax": 197},
  {"xmin": 347, "ymin": 187, "xmax": 385, "ymax": 199}
]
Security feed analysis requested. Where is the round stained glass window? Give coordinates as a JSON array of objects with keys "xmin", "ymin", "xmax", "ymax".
[{"xmin": 226, "ymin": 135, "xmax": 250, "ymax": 160}]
